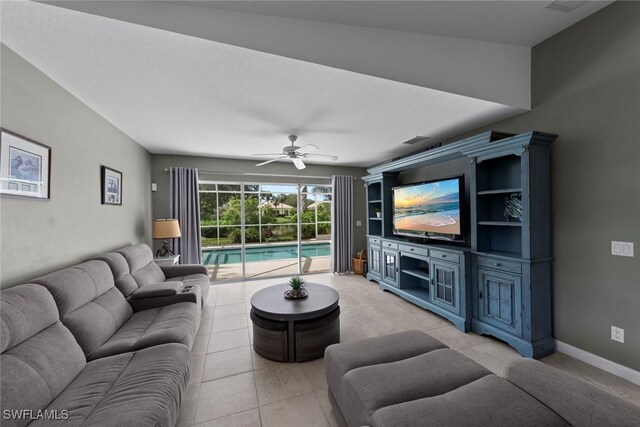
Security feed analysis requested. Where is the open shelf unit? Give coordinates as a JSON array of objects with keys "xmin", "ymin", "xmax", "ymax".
[
  {"xmin": 403, "ymin": 268, "xmax": 430, "ymax": 281},
  {"xmin": 367, "ymin": 181, "xmax": 383, "ymax": 236},
  {"xmin": 365, "ymin": 172, "xmax": 398, "ymax": 238},
  {"xmin": 477, "ymin": 188, "xmax": 522, "ymax": 195},
  {"xmin": 400, "ymin": 254, "xmax": 430, "ymax": 291},
  {"xmin": 399, "ymin": 287, "xmax": 430, "ymax": 303},
  {"xmin": 474, "ymin": 154, "xmax": 525, "ymax": 255},
  {"xmin": 477, "ymin": 221, "xmax": 521, "ymax": 227},
  {"xmin": 363, "ymin": 130, "xmax": 557, "ymax": 358}
]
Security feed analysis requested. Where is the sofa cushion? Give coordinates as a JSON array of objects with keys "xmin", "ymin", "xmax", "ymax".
[
  {"xmin": 1, "ymin": 283, "xmax": 60, "ymax": 353},
  {"xmin": 505, "ymin": 358, "xmax": 640, "ymax": 426},
  {"xmin": 1, "ymin": 284, "xmax": 86, "ymax": 427},
  {"xmin": 89, "ymin": 302, "xmax": 200, "ymax": 360},
  {"xmin": 342, "ymin": 348, "xmax": 491, "ymax": 426},
  {"xmin": 131, "ymin": 281, "xmax": 182, "ymax": 299},
  {"xmin": 117, "ymin": 244, "xmax": 166, "ymax": 287},
  {"xmin": 129, "ymin": 284, "xmax": 202, "ymax": 312},
  {"xmin": 94, "ymin": 252, "xmax": 139, "ymax": 298},
  {"xmin": 32, "ymin": 261, "xmax": 133, "ymax": 359},
  {"xmin": 370, "ymin": 374, "xmax": 568, "ymax": 427},
  {"xmin": 34, "ymin": 343, "xmax": 191, "ymax": 427},
  {"xmin": 99, "ymin": 245, "xmax": 209, "ymax": 308},
  {"xmin": 325, "ymin": 330, "xmax": 447, "ymax": 410},
  {"xmin": 161, "ymin": 264, "xmax": 208, "ymax": 278}
]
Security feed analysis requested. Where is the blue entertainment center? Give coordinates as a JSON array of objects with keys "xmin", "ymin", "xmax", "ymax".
[{"xmin": 362, "ymin": 130, "xmax": 558, "ymax": 359}]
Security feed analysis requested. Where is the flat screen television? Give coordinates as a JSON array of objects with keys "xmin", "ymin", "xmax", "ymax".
[{"xmin": 392, "ymin": 176, "xmax": 464, "ymax": 241}]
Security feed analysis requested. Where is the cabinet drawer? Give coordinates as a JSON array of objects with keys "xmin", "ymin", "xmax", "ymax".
[
  {"xmin": 398, "ymin": 244, "xmax": 429, "ymax": 257},
  {"xmin": 430, "ymin": 250, "xmax": 460, "ymax": 263},
  {"xmin": 477, "ymin": 256, "xmax": 522, "ymax": 274},
  {"xmin": 368, "ymin": 237, "xmax": 381, "ymax": 245},
  {"xmin": 382, "ymin": 241, "xmax": 399, "ymax": 250}
]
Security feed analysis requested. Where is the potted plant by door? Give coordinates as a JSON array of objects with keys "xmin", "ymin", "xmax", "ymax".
[{"xmin": 375, "ymin": 208, "xmax": 381, "ymax": 218}]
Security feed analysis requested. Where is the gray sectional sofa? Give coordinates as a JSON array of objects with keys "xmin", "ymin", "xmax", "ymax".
[
  {"xmin": 96, "ymin": 243, "xmax": 210, "ymax": 311},
  {"xmin": 325, "ymin": 330, "xmax": 640, "ymax": 427},
  {"xmin": 1, "ymin": 244, "xmax": 210, "ymax": 426}
]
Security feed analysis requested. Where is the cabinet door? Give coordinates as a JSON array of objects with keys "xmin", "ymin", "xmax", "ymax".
[
  {"xmin": 477, "ymin": 268, "xmax": 522, "ymax": 337},
  {"xmin": 430, "ymin": 260, "xmax": 460, "ymax": 315},
  {"xmin": 369, "ymin": 244, "xmax": 382, "ymax": 276},
  {"xmin": 382, "ymin": 249, "xmax": 399, "ymax": 287}
]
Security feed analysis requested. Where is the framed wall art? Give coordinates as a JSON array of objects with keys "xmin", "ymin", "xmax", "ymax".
[
  {"xmin": 0, "ymin": 128, "xmax": 51, "ymax": 200},
  {"xmin": 101, "ymin": 165, "xmax": 122, "ymax": 206}
]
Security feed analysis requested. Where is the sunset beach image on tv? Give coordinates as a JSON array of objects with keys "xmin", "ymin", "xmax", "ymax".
[{"xmin": 393, "ymin": 178, "xmax": 461, "ymax": 236}]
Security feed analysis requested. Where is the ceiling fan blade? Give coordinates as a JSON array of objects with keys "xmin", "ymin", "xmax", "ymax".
[
  {"xmin": 256, "ymin": 156, "xmax": 287, "ymax": 167},
  {"xmin": 302, "ymin": 153, "xmax": 338, "ymax": 161},
  {"xmin": 251, "ymin": 153, "xmax": 285, "ymax": 157},
  {"xmin": 292, "ymin": 157, "xmax": 306, "ymax": 170},
  {"xmin": 296, "ymin": 144, "xmax": 319, "ymax": 154}
]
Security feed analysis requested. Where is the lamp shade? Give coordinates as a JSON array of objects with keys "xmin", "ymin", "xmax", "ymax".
[{"xmin": 152, "ymin": 219, "xmax": 182, "ymax": 239}]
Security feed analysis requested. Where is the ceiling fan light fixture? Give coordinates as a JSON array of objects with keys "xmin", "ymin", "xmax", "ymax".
[
  {"xmin": 251, "ymin": 134, "xmax": 334, "ymax": 169},
  {"xmin": 292, "ymin": 157, "xmax": 306, "ymax": 170}
]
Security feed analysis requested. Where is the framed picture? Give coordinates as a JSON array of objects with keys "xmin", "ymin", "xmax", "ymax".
[
  {"xmin": 101, "ymin": 166, "xmax": 122, "ymax": 206},
  {"xmin": 0, "ymin": 128, "xmax": 51, "ymax": 200}
]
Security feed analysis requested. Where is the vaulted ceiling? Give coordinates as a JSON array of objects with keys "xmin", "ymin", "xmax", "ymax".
[{"xmin": 1, "ymin": 1, "xmax": 611, "ymax": 167}]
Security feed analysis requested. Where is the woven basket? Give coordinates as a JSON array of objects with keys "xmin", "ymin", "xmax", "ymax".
[{"xmin": 353, "ymin": 249, "xmax": 368, "ymax": 276}]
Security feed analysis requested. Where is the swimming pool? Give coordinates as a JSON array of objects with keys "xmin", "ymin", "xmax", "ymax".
[{"xmin": 202, "ymin": 242, "xmax": 331, "ymax": 265}]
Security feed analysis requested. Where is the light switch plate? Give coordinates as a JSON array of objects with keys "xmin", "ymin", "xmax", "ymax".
[
  {"xmin": 356, "ymin": 220, "xmax": 362, "ymax": 226},
  {"xmin": 611, "ymin": 241, "xmax": 634, "ymax": 257}
]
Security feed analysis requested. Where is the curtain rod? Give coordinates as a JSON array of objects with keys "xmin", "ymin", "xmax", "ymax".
[{"xmin": 162, "ymin": 168, "xmax": 355, "ymax": 180}]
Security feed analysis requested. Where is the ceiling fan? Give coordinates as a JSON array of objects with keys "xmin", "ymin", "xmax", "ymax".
[{"xmin": 252, "ymin": 135, "xmax": 338, "ymax": 170}]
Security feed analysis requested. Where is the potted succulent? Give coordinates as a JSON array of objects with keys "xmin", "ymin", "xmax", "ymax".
[
  {"xmin": 375, "ymin": 208, "xmax": 381, "ymax": 218},
  {"xmin": 285, "ymin": 276, "xmax": 308, "ymax": 299}
]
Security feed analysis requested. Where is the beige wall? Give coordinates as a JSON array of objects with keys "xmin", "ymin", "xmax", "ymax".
[
  {"xmin": 440, "ymin": 2, "xmax": 640, "ymax": 370},
  {"xmin": 0, "ymin": 45, "xmax": 152, "ymax": 288},
  {"xmin": 150, "ymin": 154, "xmax": 368, "ymax": 257}
]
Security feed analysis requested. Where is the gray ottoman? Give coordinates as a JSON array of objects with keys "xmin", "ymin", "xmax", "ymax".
[
  {"xmin": 324, "ymin": 331, "xmax": 569, "ymax": 427},
  {"xmin": 325, "ymin": 330, "xmax": 449, "ymax": 426}
]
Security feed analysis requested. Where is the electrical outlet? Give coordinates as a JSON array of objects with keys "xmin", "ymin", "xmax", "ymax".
[
  {"xmin": 611, "ymin": 326, "xmax": 624, "ymax": 343},
  {"xmin": 611, "ymin": 241, "xmax": 634, "ymax": 257},
  {"xmin": 356, "ymin": 220, "xmax": 362, "ymax": 227}
]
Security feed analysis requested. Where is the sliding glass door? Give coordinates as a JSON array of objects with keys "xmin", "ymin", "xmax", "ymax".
[
  {"xmin": 200, "ymin": 183, "xmax": 244, "ymax": 280},
  {"xmin": 200, "ymin": 182, "xmax": 331, "ymax": 280},
  {"xmin": 245, "ymin": 184, "xmax": 299, "ymax": 278}
]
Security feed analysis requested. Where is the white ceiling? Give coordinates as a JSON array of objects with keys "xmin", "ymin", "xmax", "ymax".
[
  {"xmin": 1, "ymin": 1, "xmax": 610, "ymax": 167},
  {"xmin": 172, "ymin": 1, "xmax": 612, "ymax": 47}
]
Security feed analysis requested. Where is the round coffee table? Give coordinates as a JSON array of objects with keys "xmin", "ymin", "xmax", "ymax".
[{"xmin": 250, "ymin": 283, "xmax": 340, "ymax": 362}]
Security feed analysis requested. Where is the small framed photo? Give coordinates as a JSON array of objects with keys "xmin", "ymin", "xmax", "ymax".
[
  {"xmin": 101, "ymin": 166, "xmax": 122, "ymax": 205},
  {"xmin": 0, "ymin": 128, "xmax": 51, "ymax": 200}
]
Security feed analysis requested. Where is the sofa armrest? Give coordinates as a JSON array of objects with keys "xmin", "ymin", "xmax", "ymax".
[
  {"xmin": 131, "ymin": 281, "xmax": 183, "ymax": 299},
  {"xmin": 160, "ymin": 264, "xmax": 208, "ymax": 278},
  {"xmin": 505, "ymin": 358, "xmax": 640, "ymax": 425}
]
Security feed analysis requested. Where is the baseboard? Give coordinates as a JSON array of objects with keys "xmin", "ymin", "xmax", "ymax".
[{"xmin": 555, "ymin": 340, "xmax": 640, "ymax": 386}]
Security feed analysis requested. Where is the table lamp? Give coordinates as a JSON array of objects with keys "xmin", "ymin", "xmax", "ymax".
[{"xmin": 153, "ymin": 219, "xmax": 182, "ymax": 257}]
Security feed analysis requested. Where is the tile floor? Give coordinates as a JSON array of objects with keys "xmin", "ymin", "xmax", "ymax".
[{"xmin": 178, "ymin": 273, "xmax": 640, "ymax": 427}]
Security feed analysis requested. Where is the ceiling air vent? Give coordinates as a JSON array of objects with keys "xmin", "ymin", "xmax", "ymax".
[
  {"xmin": 545, "ymin": 1, "xmax": 587, "ymax": 13},
  {"xmin": 402, "ymin": 136, "xmax": 430, "ymax": 145}
]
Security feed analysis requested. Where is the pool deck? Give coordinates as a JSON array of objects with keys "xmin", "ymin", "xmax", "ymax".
[{"xmin": 205, "ymin": 256, "xmax": 331, "ymax": 280}]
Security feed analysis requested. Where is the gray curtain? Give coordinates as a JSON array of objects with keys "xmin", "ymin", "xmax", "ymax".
[
  {"xmin": 331, "ymin": 175, "xmax": 354, "ymax": 274},
  {"xmin": 170, "ymin": 167, "xmax": 202, "ymax": 264}
]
